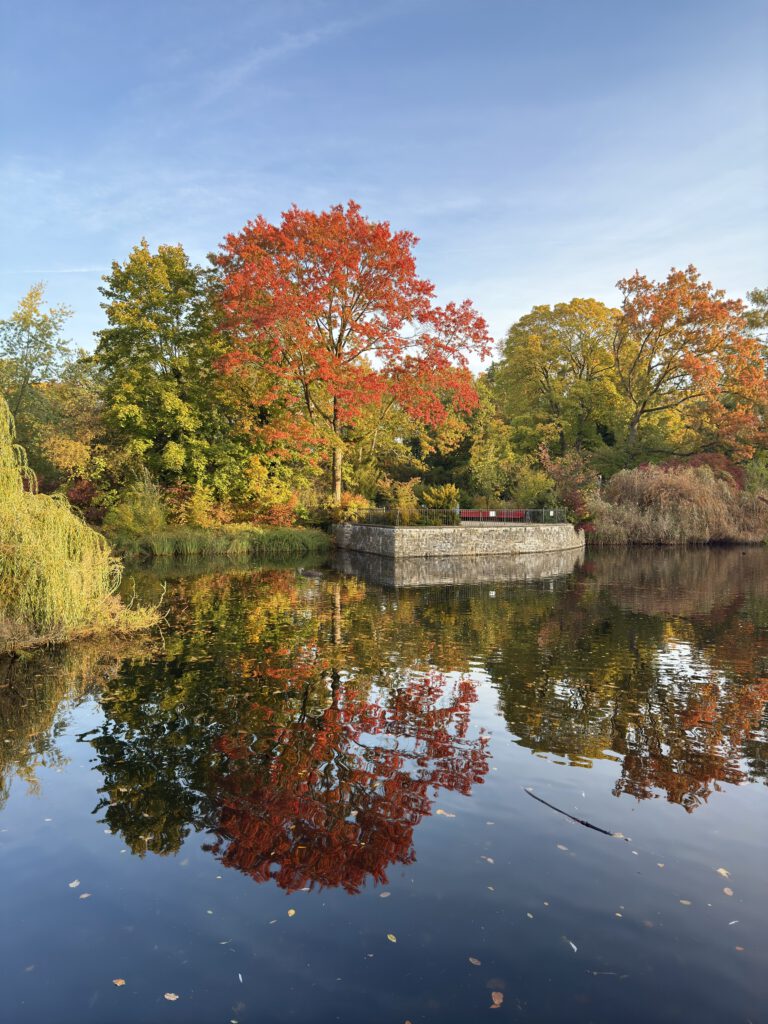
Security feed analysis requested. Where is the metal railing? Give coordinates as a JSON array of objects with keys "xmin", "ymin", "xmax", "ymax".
[{"xmin": 354, "ymin": 507, "xmax": 568, "ymax": 527}]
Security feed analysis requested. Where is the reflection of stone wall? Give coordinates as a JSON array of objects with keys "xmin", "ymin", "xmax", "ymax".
[
  {"xmin": 335, "ymin": 547, "xmax": 584, "ymax": 588},
  {"xmin": 332, "ymin": 522, "xmax": 585, "ymax": 558}
]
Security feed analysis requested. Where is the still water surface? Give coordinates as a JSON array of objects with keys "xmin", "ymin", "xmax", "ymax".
[{"xmin": 1, "ymin": 547, "xmax": 766, "ymax": 1023}]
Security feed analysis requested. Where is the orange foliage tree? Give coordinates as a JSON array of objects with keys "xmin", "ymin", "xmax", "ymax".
[
  {"xmin": 216, "ymin": 201, "xmax": 491, "ymax": 502},
  {"xmin": 612, "ymin": 265, "xmax": 767, "ymax": 458}
]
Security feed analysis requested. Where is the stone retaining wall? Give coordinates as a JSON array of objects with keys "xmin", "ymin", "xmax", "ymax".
[{"xmin": 332, "ymin": 522, "xmax": 585, "ymax": 558}]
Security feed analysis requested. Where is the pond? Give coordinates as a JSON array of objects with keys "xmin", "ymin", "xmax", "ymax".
[{"xmin": 1, "ymin": 546, "xmax": 766, "ymax": 1023}]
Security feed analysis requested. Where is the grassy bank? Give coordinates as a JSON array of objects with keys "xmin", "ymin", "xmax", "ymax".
[{"xmin": 110, "ymin": 524, "xmax": 331, "ymax": 562}]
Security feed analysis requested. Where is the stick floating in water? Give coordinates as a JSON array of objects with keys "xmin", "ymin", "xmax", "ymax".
[{"xmin": 524, "ymin": 787, "xmax": 630, "ymax": 841}]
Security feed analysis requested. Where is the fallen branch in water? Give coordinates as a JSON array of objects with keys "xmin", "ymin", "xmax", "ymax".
[{"xmin": 524, "ymin": 787, "xmax": 630, "ymax": 841}]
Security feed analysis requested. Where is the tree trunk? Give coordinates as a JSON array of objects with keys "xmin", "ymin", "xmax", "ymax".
[
  {"xmin": 332, "ymin": 446, "xmax": 342, "ymax": 503},
  {"xmin": 332, "ymin": 397, "xmax": 342, "ymax": 503},
  {"xmin": 627, "ymin": 414, "xmax": 640, "ymax": 451}
]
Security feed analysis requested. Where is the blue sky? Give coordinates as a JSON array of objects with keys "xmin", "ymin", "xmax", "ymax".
[{"xmin": 1, "ymin": 0, "xmax": 766, "ymax": 357}]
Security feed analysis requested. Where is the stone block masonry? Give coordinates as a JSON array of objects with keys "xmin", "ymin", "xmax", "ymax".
[{"xmin": 331, "ymin": 522, "xmax": 585, "ymax": 558}]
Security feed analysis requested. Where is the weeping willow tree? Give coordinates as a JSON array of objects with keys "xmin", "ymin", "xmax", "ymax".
[{"xmin": 0, "ymin": 396, "xmax": 157, "ymax": 651}]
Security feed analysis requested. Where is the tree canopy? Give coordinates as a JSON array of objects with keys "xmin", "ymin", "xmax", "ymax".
[{"xmin": 217, "ymin": 201, "xmax": 492, "ymax": 502}]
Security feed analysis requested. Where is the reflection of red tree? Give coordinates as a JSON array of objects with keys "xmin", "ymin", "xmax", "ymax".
[
  {"xmin": 206, "ymin": 672, "xmax": 488, "ymax": 893},
  {"xmin": 614, "ymin": 678, "xmax": 768, "ymax": 811}
]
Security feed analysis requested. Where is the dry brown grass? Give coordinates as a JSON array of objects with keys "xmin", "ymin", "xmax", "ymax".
[{"xmin": 587, "ymin": 464, "xmax": 768, "ymax": 546}]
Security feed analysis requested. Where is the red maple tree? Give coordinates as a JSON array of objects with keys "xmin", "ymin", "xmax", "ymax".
[{"xmin": 216, "ymin": 201, "xmax": 492, "ymax": 501}]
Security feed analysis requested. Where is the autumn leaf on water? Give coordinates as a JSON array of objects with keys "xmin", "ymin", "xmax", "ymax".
[
  {"xmin": 679, "ymin": 900, "xmax": 692, "ymax": 906},
  {"xmin": 379, "ymin": 892, "xmax": 391, "ymax": 898},
  {"xmin": 490, "ymin": 991, "xmax": 504, "ymax": 1009},
  {"xmin": 387, "ymin": 934, "xmax": 397, "ymax": 943},
  {"xmin": 79, "ymin": 893, "xmax": 91, "ymax": 900},
  {"xmin": 723, "ymin": 887, "xmax": 734, "ymax": 897},
  {"xmin": 164, "ymin": 993, "xmax": 179, "ymax": 1001},
  {"xmin": 287, "ymin": 908, "xmax": 296, "ymax": 917},
  {"xmin": 68, "ymin": 880, "xmax": 80, "ymax": 888},
  {"xmin": 436, "ymin": 809, "xmax": 456, "ymax": 818},
  {"xmin": 112, "ymin": 979, "xmax": 125, "ymax": 987},
  {"xmin": 468, "ymin": 957, "xmax": 481, "ymax": 966},
  {"xmin": 716, "ymin": 868, "xmax": 731, "ymax": 878}
]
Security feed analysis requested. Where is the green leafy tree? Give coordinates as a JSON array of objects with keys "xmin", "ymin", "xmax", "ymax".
[
  {"xmin": 745, "ymin": 286, "xmax": 768, "ymax": 345},
  {"xmin": 95, "ymin": 241, "xmax": 250, "ymax": 499},
  {"xmin": 492, "ymin": 298, "xmax": 621, "ymax": 456},
  {"xmin": 0, "ymin": 284, "xmax": 73, "ymax": 455}
]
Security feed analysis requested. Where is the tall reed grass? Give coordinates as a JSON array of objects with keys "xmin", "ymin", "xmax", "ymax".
[
  {"xmin": 0, "ymin": 397, "xmax": 157, "ymax": 651},
  {"xmin": 587, "ymin": 464, "xmax": 768, "ymax": 546}
]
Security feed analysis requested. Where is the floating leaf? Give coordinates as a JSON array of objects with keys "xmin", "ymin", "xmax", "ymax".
[
  {"xmin": 728, "ymin": 920, "xmax": 739, "ymax": 926},
  {"xmin": 435, "ymin": 809, "xmax": 456, "ymax": 818},
  {"xmin": 716, "ymin": 868, "xmax": 731, "ymax": 879},
  {"xmin": 287, "ymin": 908, "xmax": 296, "ymax": 917},
  {"xmin": 379, "ymin": 892, "xmax": 391, "ymax": 898},
  {"xmin": 526, "ymin": 913, "xmax": 533, "ymax": 919},
  {"xmin": 79, "ymin": 893, "xmax": 91, "ymax": 900},
  {"xmin": 387, "ymin": 933, "xmax": 397, "ymax": 943},
  {"xmin": 679, "ymin": 900, "xmax": 692, "ymax": 906},
  {"xmin": 568, "ymin": 940, "xmax": 578, "ymax": 953},
  {"xmin": 164, "ymin": 993, "xmax": 179, "ymax": 1001},
  {"xmin": 68, "ymin": 880, "xmax": 80, "ymax": 889},
  {"xmin": 556, "ymin": 845, "xmax": 568, "ymax": 852},
  {"xmin": 468, "ymin": 957, "xmax": 481, "ymax": 966},
  {"xmin": 723, "ymin": 887, "xmax": 734, "ymax": 897},
  {"xmin": 112, "ymin": 979, "xmax": 125, "ymax": 987},
  {"xmin": 490, "ymin": 991, "xmax": 504, "ymax": 1008}
]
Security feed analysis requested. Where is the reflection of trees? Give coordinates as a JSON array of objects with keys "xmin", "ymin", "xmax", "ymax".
[
  {"xmin": 0, "ymin": 639, "xmax": 151, "ymax": 809},
  {"xmin": 209, "ymin": 671, "xmax": 486, "ymax": 892},
  {"xmin": 5, "ymin": 548, "xmax": 765, "ymax": 887},
  {"xmin": 487, "ymin": 548, "xmax": 768, "ymax": 810},
  {"xmin": 91, "ymin": 570, "xmax": 489, "ymax": 890}
]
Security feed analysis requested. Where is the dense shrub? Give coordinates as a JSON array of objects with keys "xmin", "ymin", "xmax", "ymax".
[
  {"xmin": 320, "ymin": 492, "xmax": 371, "ymax": 524},
  {"xmin": 538, "ymin": 445, "xmax": 598, "ymax": 518},
  {"xmin": 421, "ymin": 483, "xmax": 460, "ymax": 509},
  {"xmin": 103, "ymin": 470, "xmax": 168, "ymax": 537},
  {"xmin": 588, "ymin": 463, "xmax": 768, "ymax": 545}
]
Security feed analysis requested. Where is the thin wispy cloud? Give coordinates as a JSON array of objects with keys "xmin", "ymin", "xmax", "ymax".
[{"xmin": 201, "ymin": 11, "xmax": 379, "ymax": 104}]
